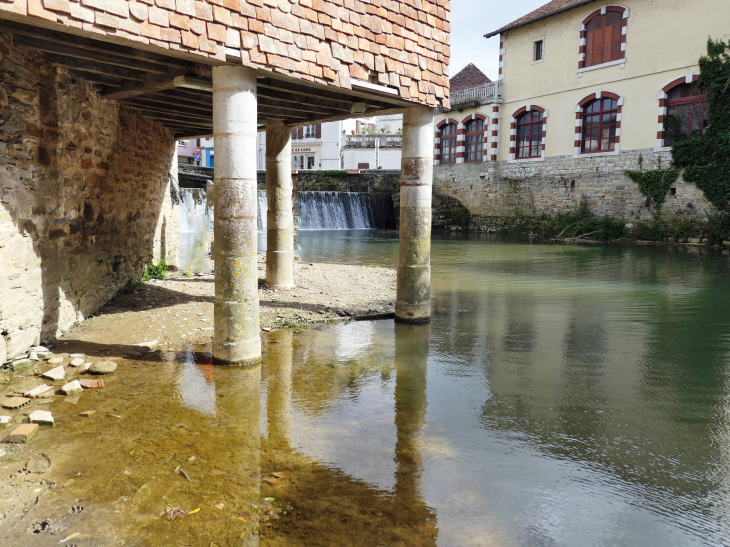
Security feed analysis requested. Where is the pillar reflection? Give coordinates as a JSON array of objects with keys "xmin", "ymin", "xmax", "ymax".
[
  {"xmin": 266, "ymin": 330, "xmax": 293, "ymax": 449},
  {"xmin": 212, "ymin": 364, "xmax": 262, "ymax": 546},
  {"xmin": 393, "ymin": 322, "xmax": 437, "ymax": 542}
]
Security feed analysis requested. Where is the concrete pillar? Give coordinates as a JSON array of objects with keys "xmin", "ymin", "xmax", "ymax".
[
  {"xmin": 265, "ymin": 120, "xmax": 295, "ymax": 289},
  {"xmin": 396, "ymin": 107, "xmax": 434, "ymax": 322},
  {"xmin": 212, "ymin": 65, "xmax": 261, "ymax": 365}
]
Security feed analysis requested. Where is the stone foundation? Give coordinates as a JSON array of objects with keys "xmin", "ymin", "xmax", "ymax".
[
  {"xmin": 0, "ymin": 34, "xmax": 178, "ymax": 360},
  {"xmin": 434, "ymin": 149, "xmax": 714, "ymax": 229}
]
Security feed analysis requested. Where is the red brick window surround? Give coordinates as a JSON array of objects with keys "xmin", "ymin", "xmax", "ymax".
[
  {"xmin": 510, "ymin": 105, "xmax": 547, "ymax": 161},
  {"xmin": 578, "ymin": 5, "xmax": 629, "ymax": 75},
  {"xmin": 435, "ymin": 119, "xmax": 459, "ymax": 165},
  {"xmin": 463, "ymin": 115, "xmax": 487, "ymax": 162},
  {"xmin": 574, "ymin": 91, "xmax": 623, "ymax": 156},
  {"xmin": 656, "ymin": 74, "xmax": 707, "ymax": 149}
]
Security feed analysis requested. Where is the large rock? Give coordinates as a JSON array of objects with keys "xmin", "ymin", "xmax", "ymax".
[
  {"xmin": 89, "ymin": 361, "xmax": 117, "ymax": 375},
  {"xmin": 5, "ymin": 329, "xmax": 40, "ymax": 359},
  {"xmin": 0, "ymin": 336, "xmax": 6, "ymax": 365}
]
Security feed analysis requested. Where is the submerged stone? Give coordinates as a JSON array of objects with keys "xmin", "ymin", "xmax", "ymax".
[
  {"xmin": 2, "ymin": 397, "xmax": 29, "ymax": 409},
  {"xmin": 41, "ymin": 366, "xmax": 66, "ymax": 382},
  {"xmin": 61, "ymin": 380, "xmax": 83, "ymax": 396},
  {"xmin": 29, "ymin": 410, "xmax": 54, "ymax": 426},
  {"xmin": 89, "ymin": 361, "xmax": 117, "ymax": 375},
  {"xmin": 24, "ymin": 385, "xmax": 53, "ymax": 399},
  {"xmin": 69, "ymin": 357, "xmax": 85, "ymax": 367},
  {"xmin": 5, "ymin": 423, "xmax": 38, "ymax": 443},
  {"xmin": 11, "ymin": 359, "xmax": 33, "ymax": 371}
]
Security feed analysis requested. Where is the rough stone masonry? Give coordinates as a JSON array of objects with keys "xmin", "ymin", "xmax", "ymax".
[{"xmin": 0, "ymin": 34, "xmax": 179, "ymax": 363}]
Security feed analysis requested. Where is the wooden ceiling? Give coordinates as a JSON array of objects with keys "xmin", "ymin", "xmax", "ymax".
[{"xmin": 0, "ymin": 19, "xmax": 411, "ymax": 138}]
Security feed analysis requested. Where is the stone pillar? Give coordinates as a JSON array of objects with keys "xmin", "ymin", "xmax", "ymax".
[
  {"xmin": 396, "ymin": 107, "xmax": 434, "ymax": 322},
  {"xmin": 212, "ymin": 66, "xmax": 261, "ymax": 365},
  {"xmin": 265, "ymin": 120, "xmax": 294, "ymax": 289}
]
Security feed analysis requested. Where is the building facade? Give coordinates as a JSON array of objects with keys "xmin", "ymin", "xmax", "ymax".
[{"xmin": 434, "ymin": 0, "xmax": 729, "ymax": 222}]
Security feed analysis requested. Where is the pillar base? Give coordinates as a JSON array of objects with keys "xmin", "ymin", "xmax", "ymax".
[
  {"xmin": 212, "ymin": 338, "xmax": 262, "ymax": 365},
  {"xmin": 395, "ymin": 301, "xmax": 431, "ymax": 322}
]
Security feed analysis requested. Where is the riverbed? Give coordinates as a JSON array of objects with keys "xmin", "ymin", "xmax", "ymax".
[{"xmin": 2, "ymin": 231, "xmax": 730, "ymax": 546}]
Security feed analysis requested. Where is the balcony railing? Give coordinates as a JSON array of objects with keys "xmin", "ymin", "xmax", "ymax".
[
  {"xmin": 344, "ymin": 134, "xmax": 403, "ymax": 148},
  {"xmin": 450, "ymin": 81, "xmax": 503, "ymax": 106}
]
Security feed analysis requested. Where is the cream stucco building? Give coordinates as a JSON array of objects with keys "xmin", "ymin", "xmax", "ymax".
[{"xmin": 434, "ymin": 0, "xmax": 730, "ymax": 222}]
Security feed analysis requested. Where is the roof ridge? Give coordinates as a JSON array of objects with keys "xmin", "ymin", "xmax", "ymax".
[{"xmin": 485, "ymin": 0, "xmax": 597, "ymax": 38}]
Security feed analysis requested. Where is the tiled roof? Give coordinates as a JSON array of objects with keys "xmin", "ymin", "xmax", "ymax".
[
  {"xmin": 485, "ymin": 0, "xmax": 596, "ymax": 38},
  {"xmin": 449, "ymin": 64, "xmax": 491, "ymax": 92},
  {"xmin": 0, "ymin": 0, "xmax": 451, "ymax": 108}
]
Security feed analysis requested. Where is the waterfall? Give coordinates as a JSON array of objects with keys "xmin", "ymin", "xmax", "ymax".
[
  {"xmin": 258, "ymin": 191, "xmax": 391, "ymax": 230},
  {"xmin": 179, "ymin": 187, "xmax": 213, "ymax": 273}
]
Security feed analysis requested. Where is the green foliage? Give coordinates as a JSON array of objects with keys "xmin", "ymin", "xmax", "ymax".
[
  {"xmin": 315, "ymin": 170, "xmax": 347, "ymax": 180},
  {"xmin": 624, "ymin": 169, "xmax": 680, "ymax": 206},
  {"xmin": 670, "ymin": 39, "xmax": 730, "ymax": 210},
  {"xmin": 142, "ymin": 259, "xmax": 167, "ymax": 281},
  {"xmin": 119, "ymin": 277, "xmax": 142, "ymax": 293},
  {"xmin": 704, "ymin": 211, "xmax": 730, "ymax": 243},
  {"xmin": 538, "ymin": 200, "xmax": 626, "ymax": 241}
]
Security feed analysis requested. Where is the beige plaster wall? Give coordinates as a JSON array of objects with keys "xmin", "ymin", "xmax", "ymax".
[{"xmin": 499, "ymin": 0, "xmax": 730, "ymax": 158}]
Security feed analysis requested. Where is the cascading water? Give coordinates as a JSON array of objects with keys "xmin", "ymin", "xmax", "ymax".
[
  {"xmin": 179, "ymin": 187, "xmax": 213, "ymax": 273},
  {"xmin": 258, "ymin": 190, "xmax": 390, "ymax": 230}
]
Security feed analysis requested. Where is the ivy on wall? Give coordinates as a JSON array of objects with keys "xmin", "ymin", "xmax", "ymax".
[
  {"xmin": 625, "ymin": 168, "xmax": 680, "ymax": 206},
  {"xmin": 625, "ymin": 39, "xmax": 730, "ymax": 210}
]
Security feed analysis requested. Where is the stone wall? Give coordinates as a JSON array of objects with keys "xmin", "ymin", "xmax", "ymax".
[
  {"xmin": 433, "ymin": 149, "xmax": 715, "ymax": 230},
  {"xmin": 256, "ymin": 169, "xmax": 400, "ymax": 194},
  {"xmin": 0, "ymin": 34, "xmax": 178, "ymax": 361}
]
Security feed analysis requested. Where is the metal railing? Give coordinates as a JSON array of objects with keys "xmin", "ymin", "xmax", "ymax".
[
  {"xmin": 344, "ymin": 134, "xmax": 403, "ymax": 147},
  {"xmin": 450, "ymin": 81, "xmax": 503, "ymax": 106}
]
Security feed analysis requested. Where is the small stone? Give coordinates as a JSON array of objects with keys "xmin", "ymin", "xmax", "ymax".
[
  {"xmin": 41, "ymin": 366, "xmax": 66, "ymax": 382},
  {"xmin": 37, "ymin": 352, "xmax": 51, "ymax": 360},
  {"xmin": 89, "ymin": 361, "xmax": 117, "ymax": 375},
  {"xmin": 28, "ymin": 352, "xmax": 39, "ymax": 361},
  {"xmin": 10, "ymin": 359, "xmax": 33, "ymax": 371},
  {"xmin": 79, "ymin": 410, "xmax": 96, "ymax": 418},
  {"xmin": 61, "ymin": 380, "xmax": 83, "ymax": 396},
  {"xmin": 79, "ymin": 379, "xmax": 105, "ymax": 389},
  {"xmin": 78, "ymin": 362, "xmax": 92, "ymax": 373},
  {"xmin": 69, "ymin": 357, "xmax": 85, "ymax": 367},
  {"xmin": 2, "ymin": 397, "xmax": 29, "ymax": 409},
  {"xmin": 0, "ymin": 416, "xmax": 12, "ymax": 424},
  {"xmin": 29, "ymin": 346, "xmax": 49, "ymax": 353},
  {"xmin": 29, "ymin": 410, "xmax": 54, "ymax": 426},
  {"xmin": 133, "ymin": 340, "xmax": 157, "ymax": 349},
  {"xmin": 69, "ymin": 353, "xmax": 85, "ymax": 358},
  {"xmin": 48, "ymin": 357, "xmax": 65, "ymax": 364},
  {"xmin": 24, "ymin": 385, "xmax": 53, "ymax": 399},
  {"xmin": 5, "ymin": 423, "xmax": 39, "ymax": 443}
]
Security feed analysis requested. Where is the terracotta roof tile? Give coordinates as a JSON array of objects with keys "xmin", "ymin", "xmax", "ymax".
[
  {"xmin": 485, "ymin": 0, "xmax": 595, "ymax": 38},
  {"xmin": 449, "ymin": 63, "xmax": 490, "ymax": 93}
]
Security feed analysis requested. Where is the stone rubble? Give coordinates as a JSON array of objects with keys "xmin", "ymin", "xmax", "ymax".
[
  {"xmin": 61, "ymin": 380, "xmax": 83, "ymax": 396},
  {"xmin": 28, "ymin": 410, "xmax": 54, "ymax": 426},
  {"xmin": 41, "ymin": 367, "xmax": 66, "ymax": 382}
]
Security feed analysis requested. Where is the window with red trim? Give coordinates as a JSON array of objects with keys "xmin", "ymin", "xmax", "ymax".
[
  {"xmin": 585, "ymin": 12, "xmax": 622, "ymax": 67},
  {"xmin": 516, "ymin": 111, "xmax": 543, "ymax": 159},
  {"xmin": 464, "ymin": 119, "xmax": 484, "ymax": 162},
  {"xmin": 665, "ymin": 83, "xmax": 708, "ymax": 145},
  {"xmin": 440, "ymin": 123, "xmax": 457, "ymax": 164},
  {"xmin": 582, "ymin": 98, "xmax": 618, "ymax": 153}
]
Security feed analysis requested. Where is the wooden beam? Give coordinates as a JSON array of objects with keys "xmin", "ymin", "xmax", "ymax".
[
  {"xmin": 257, "ymin": 88, "xmax": 353, "ymax": 112},
  {"xmin": 124, "ymin": 103, "xmax": 213, "ymax": 124},
  {"xmin": 257, "ymin": 78, "xmax": 397, "ymax": 110},
  {"xmin": 0, "ymin": 20, "xmax": 198, "ymax": 71},
  {"xmin": 67, "ymin": 70, "xmax": 124, "ymax": 87},
  {"xmin": 13, "ymin": 36, "xmax": 169, "ymax": 74},
  {"xmin": 257, "ymin": 97, "xmax": 341, "ymax": 117},
  {"xmin": 124, "ymin": 95, "xmax": 211, "ymax": 116},
  {"xmin": 102, "ymin": 75, "xmax": 182, "ymax": 101},
  {"xmin": 43, "ymin": 54, "xmax": 146, "ymax": 81}
]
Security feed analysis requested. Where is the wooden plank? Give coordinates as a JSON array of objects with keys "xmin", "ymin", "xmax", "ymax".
[
  {"xmin": 102, "ymin": 76, "xmax": 180, "ymax": 101},
  {"xmin": 124, "ymin": 103, "xmax": 213, "ymax": 123},
  {"xmin": 258, "ymin": 97, "xmax": 342, "ymax": 117},
  {"xmin": 13, "ymin": 36, "xmax": 169, "ymax": 74},
  {"xmin": 0, "ymin": 19, "xmax": 198, "ymax": 71},
  {"xmin": 67, "ymin": 70, "xmax": 124, "ymax": 87},
  {"xmin": 257, "ymin": 77, "xmax": 403, "ymax": 109},
  {"xmin": 44, "ymin": 54, "xmax": 146, "ymax": 81},
  {"xmin": 257, "ymin": 88, "xmax": 352, "ymax": 112},
  {"xmin": 125, "ymin": 95, "xmax": 211, "ymax": 115}
]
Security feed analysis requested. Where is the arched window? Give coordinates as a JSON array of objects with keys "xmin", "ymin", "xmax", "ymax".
[
  {"xmin": 582, "ymin": 98, "xmax": 618, "ymax": 153},
  {"xmin": 665, "ymin": 83, "xmax": 708, "ymax": 145},
  {"xmin": 516, "ymin": 111, "xmax": 544, "ymax": 159},
  {"xmin": 584, "ymin": 11, "xmax": 622, "ymax": 67},
  {"xmin": 464, "ymin": 119, "xmax": 484, "ymax": 162},
  {"xmin": 440, "ymin": 123, "xmax": 457, "ymax": 164}
]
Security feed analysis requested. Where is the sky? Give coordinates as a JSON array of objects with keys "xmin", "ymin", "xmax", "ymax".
[{"xmin": 449, "ymin": 0, "xmax": 550, "ymax": 81}]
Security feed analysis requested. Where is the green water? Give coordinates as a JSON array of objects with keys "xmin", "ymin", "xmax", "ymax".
[
  {"xmin": 288, "ymin": 231, "xmax": 730, "ymax": 545},
  {"xmin": 14, "ymin": 232, "xmax": 730, "ymax": 546}
]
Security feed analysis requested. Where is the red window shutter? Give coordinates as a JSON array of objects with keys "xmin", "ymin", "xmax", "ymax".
[
  {"xmin": 315, "ymin": 123, "xmax": 321, "ymax": 138},
  {"xmin": 297, "ymin": 127, "xmax": 304, "ymax": 139},
  {"xmin": 291, "ymin": 128, "xmax": 297, "ymax": 140},
  {"xmin": 585, "ymin": 25, "xmax": 594, "ymax": 67},
  {"xmin": 602, "ymin": 15, "xmax": 613, "ymax": 63},
  {"xmin": 592, "ymin": 16, "xmax": 604, "ymax": 66},
  {"xmin": 611, "ymin": 16, "xmax": 622, "ymax": 61}
]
